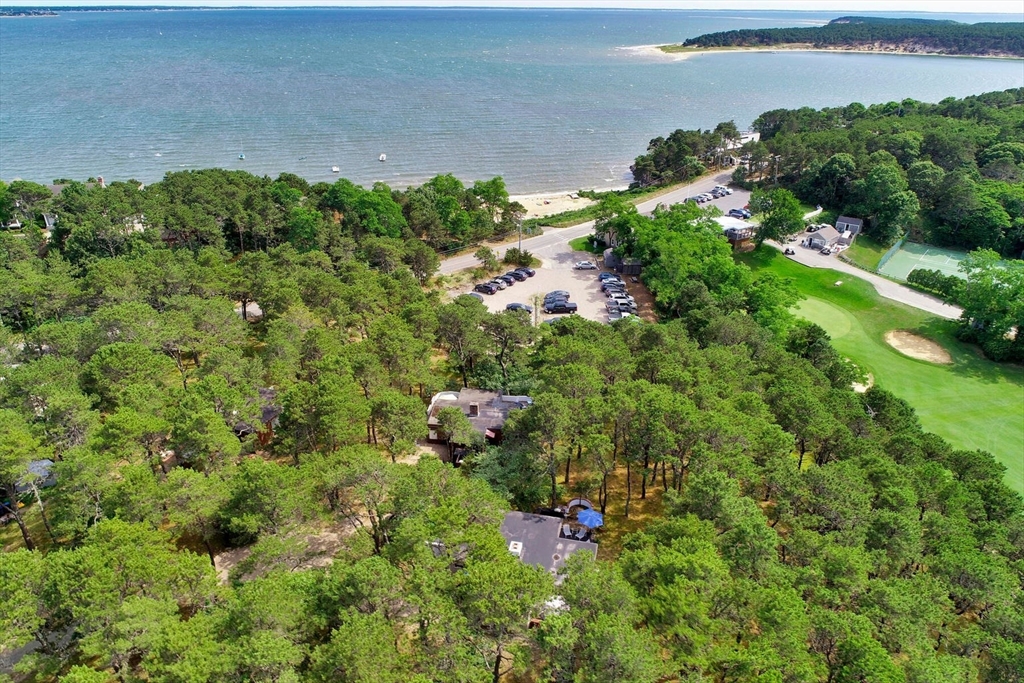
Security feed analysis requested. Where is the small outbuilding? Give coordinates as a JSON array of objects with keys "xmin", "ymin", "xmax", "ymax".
[
  {"xmin": 808, "ymin": 226, "xmax": 842, "ymax": 249},
  {"xmin": 835, "ymin": 216, "xmax": 863, "ymax": 236}
]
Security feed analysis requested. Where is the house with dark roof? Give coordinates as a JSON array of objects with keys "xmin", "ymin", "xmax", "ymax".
[
  {"xmin": 500, "ymin": 511, "xmax": 598, "ymax": 582},
  {"xmin": 426, "ymin": 389, "xmax": 531, "ymax": 445}
]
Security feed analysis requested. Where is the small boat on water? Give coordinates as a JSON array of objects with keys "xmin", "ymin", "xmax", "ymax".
[
  {"xmin": 331, "ymin": 166, "xmax": 340, "ymax": 173},
  {"xmin": 379, "ymin": 153, "xmax": 387, "ymax": 162},
  {"xmin": 238, "ymin": 153, "xmax": 245, "ymax": 160}
]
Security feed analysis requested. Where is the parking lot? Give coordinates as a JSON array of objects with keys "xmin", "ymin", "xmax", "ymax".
[
  {"xmin": 462, "ymin": 251, "xmax": 641, "ymax": 325},
  {"xmin": 450, "ymin": 175, "xmax": 750, "ymax": 324}
]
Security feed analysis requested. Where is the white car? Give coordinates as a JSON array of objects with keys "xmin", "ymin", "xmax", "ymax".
[
  {"xmin": 713, "ymin": 185, "xmax": 733, "ymax": 195},
  {"xmin": 574, "ymin": 261, "xmax": 598, "ymax": 270}
]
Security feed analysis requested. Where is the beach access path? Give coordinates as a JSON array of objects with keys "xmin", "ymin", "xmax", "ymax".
[{"xmin": 439, "ymin": 172, "xmax": 742, "ymax": 274}]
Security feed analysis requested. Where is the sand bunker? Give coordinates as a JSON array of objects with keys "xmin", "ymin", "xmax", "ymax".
[{"xmin": 885, "ymin": 330, "xmax": 952, "ymax": 364}]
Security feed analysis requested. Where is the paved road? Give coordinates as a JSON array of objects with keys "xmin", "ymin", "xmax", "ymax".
[
  {"xmin": 439, "ymin": 172, "xmax": 741, "ymax": 274},
  {"xmin": 776, "ymin": 242, "xmax": 964, "ymax": 320},
  {"xmin": 439, "ymin": 175, "xmax": 962, "ymax": 322}
]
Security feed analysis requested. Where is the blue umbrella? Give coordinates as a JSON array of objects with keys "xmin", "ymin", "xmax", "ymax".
[{"xmin": 577, "ymin": 509, "xmax": 604, "ymax": 529}]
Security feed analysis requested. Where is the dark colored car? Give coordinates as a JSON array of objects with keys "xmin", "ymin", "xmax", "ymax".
[
  {"xmin": 506, "ymin": 270, "xmax": 527, "ymax": 281},
  {"xmin": 547, "ymin": 290, "xmax": 570, "ymax": 299},
  {"xmin": 515, "ymin": 267, "xmax": 536, "ymax": 277},
  {"xmin": 728, "ymin": 208, "xmax": 751, "ymax": 219},
  {"xmin": 474, "ymin": 282, "xmax": 498, "ymax": 295},
  {"xmin": 506, "ymin": 303, "xmax": 533, "ymax": 313},
  {"xmin": 497, "ymin": 274, "xmax": 516, "ymax": 286},
  {"xmin": 544, "ymin": 301, "xmax": 578, "ymax": 314},
  {"xmin": 598, "ymin": 272, "xmax": 622, "ymax": 281},
  {"xmin": 601, "ymin": 282, "xmax": 626, "ymax": 292},
  {"xmin": 467, "ymin": 292, "xmax": 485, "ymax": 301}
]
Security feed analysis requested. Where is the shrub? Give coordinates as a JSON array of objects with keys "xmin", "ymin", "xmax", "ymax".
[
  {"xmin": 502, "ymin": 247, "xmax": 537, "ymax": 267},
  {"xmin": 906, "ymin": 268, "xmax": 962, "ymax": 303}
]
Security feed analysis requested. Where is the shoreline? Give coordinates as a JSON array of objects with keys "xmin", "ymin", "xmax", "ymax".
[
  {"xmin": 510, "ymin": 190, "xmax": 610, "ymax": 219},
  {"xmin": 621, "ymin": 43, "xmax": 1023, "ymax": 61}
]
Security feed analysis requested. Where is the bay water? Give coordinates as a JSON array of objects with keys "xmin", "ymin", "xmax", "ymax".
[{"xmin": 2, "ymin": 8, "xmax": 1022, "ymax": 192}]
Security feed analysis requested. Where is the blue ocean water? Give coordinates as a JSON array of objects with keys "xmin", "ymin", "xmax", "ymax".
[{"xmin": 1, "ymin": 9, "xmax": 1022, "ymax": 192}]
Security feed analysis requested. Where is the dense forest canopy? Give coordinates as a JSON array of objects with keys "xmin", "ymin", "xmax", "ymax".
[
  {"xmin": 675, "ymin": 16, "xmax": 1024, "ymax": 56},
  {"xmin": 1, "ymin": 92, "xmax": 1022, "ymax": 683}
]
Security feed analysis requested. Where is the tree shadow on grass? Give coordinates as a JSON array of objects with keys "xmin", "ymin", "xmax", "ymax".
[{"xmin": 915, "ymin": 318, "xmax": 1024, "ymax": 387}]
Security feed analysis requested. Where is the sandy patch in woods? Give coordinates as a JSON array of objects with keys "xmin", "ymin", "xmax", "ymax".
[
  {"xmin": 852, "ymin": 373, "xmax": 875, "ymax": 394},
  {"xmin": 214, "ymin": 524, "xmax": 352, "ymax": 583},
  {"xmin": 885, "ymin": 330, "xmax": 953, "ymax": 364},
  {"xmin": 510, "ymin": 192, "xmax": 596, "ymax": 219}
]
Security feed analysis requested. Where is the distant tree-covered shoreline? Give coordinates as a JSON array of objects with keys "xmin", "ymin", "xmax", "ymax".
[{"xmin": 668, "ymin": 16, "xmax": 1024, "ymax": 57}]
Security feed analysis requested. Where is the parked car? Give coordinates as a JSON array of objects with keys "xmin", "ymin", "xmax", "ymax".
[
  {"xmin": 574, "ymin": 260, "xmax": 597, "ymax": 270},
  {"xmin": 506, "ymin": 303, "xmax": 533, "ymax": 313},
  {"xmin": 546, "ymin": 290, "xmax": 570, "ymax": 299},
  {"xmin": 727, "ymin": 208, "xmax": 751, "ymax": 219},
  {"xmin": 714, "ymin": 185, "xmax": 733, "ymax": 195},
  {"xmin": 515, "ymin": 267, "xmax": 536, "ymax": 277},
  {"xmin": 544, "ymin": 301, "xmax": 578, "ymax": 314},
  {"xmin": 784, "ymin": 248, "xmax": 796, "ymax": 255},
  {"xmin": 506, "ymin": 270, "xmax": 527, "ymax": 281},
  {"xmin": 598, "ymin": 272, "xmax": 622, "ymax": 282},
  {"xmin": 474, "ymin": 283, "xmax": 498, "ymax": 295},
  {"xmin": 490, "ymin": 279, "xmax": 507, "ymax": 290},
  {"xmin": 806, "ymin": 225, "xmax": 820, "ymax": 233},
  {"xmin": 601, "ymin": 281, "xmax": 626, "ymax": 291},
  {"xmin": 684, "ymin": 197, "xmax": 699, "ymax": 203},
  {"xmin": 467, "ymin": 292, "xmax": 485, "ymax": 301},
  {"xmin": 497, "ymin": 274, "xmax": 516, "ymax": 286}
]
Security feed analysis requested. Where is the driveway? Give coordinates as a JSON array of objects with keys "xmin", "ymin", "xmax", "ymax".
[
  {"xmin": 439, "ymin": 172, "xmax": 745, "ymax": 274},
  {"xmin": 777, "ymin": 242, "xmax": 963, "ymax": 320}
]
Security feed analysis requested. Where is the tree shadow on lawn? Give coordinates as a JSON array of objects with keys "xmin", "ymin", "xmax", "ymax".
[{"xmin": 915, "ymin": 318, "xmax": 1024, "ymax": 386}]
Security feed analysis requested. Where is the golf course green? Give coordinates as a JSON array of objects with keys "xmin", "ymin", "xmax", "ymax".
[{"xmin": 738, "ymin": 248, "xmax": 1024, "ymax": 494}]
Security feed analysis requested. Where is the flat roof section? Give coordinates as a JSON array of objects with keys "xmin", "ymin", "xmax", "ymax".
[{"xmin": 499, "ymin": 511, "xmax": 598, "ymax": 579}]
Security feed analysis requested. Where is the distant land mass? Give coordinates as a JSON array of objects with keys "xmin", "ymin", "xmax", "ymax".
[
  {"xmin": 661, "ymin": 16, "xmax": 1024, "ymax": 58},
  {"xmin": 0, "ymin": 8, "xmax": 58, "ymax": 16}
]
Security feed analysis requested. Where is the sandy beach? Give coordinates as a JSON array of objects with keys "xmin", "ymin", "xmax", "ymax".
[
  {"xmin": 620, "ymin": 43, "xmax": 1023, "ymax": 62},
  {"xmin": 509, "ymin": 191, "xmax": 598, "ymax": 219}
]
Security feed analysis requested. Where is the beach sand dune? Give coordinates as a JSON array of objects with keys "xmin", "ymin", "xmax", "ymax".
[{"xmin": 510, "ymin": 192, "xmax": 597, "ymax": 219}]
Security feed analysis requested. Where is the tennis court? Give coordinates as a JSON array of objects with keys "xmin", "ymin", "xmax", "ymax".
[{"xmin": 877, "ymin": 242, "xmax": 968, "ymax": 281}]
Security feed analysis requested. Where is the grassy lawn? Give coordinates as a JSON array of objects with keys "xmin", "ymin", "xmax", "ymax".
[
  {"xmin": 568, "ymin": 235, "xmax": 603, "ymax": 255},
  {"xmin": 843, "ymin": 234, "xmax": 888, "ymax": 271},
  {"xmin": 1, "ymin": 502, "xmax": 54, "ymax": 553},
  {"xmin": 738, "ymin": 247, "xmax": 1024, "ymax": 494}
]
